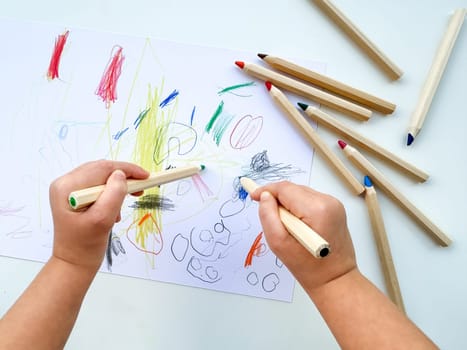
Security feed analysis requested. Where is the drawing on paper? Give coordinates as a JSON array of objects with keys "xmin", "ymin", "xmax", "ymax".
[{"xmin": 0, "ymin": 20, "xmax": 321, "ymax": 302}]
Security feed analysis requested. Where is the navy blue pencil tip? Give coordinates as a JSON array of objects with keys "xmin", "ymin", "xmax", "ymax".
[
  {"xmin": 407, "ymin": 133, "xmax": 415, "ymax": 146},
  {"xmin": 297, "ymin": 102, "xmax": 309, "ymax": 111}
]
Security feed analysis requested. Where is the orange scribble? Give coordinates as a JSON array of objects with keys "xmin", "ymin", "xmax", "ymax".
[
  {"xmin": 138, "ymin": 212, "xmax": 152, "ymax": 226},
  {"xmin": 96, "ymin": 45, "xmax": 125, "ymax": 108},
  {"xmin": 126, "ymin": 213, "xmax": 163, "ymax": 256},
  {"xmin": 47, "ymin": 30, "xmax": 69, "ymax": 81},
  {"xmin": 244, "ymin": 232, "xmax": 264, "ymax": 267}
]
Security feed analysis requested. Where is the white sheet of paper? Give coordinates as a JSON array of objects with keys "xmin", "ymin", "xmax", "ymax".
[{"xmin": 0, "ymin": 19, "xmax": 324, "ymax": 302}]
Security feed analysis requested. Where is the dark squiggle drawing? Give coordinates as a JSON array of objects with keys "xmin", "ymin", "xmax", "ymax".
[
  {"xmin": 262, "ymin": 273, "xmax": 280, "ymax": 293},
  {"xmin": 189, "ymin": 219, "xmax": 231, "ymax": 257},
  {"xmin": 187, "ymin": 256, "xmax": 222, "ymax": 283},
  {"xmin": 247, "ymin": 272, "xmax": 259, "ymax": 286},
  {"xmin": 106, "ymin": 231, "xmax": 126, "ymax": 271},
  {"xmin": 153, "ymin": 122, "xmax": 198, "ymax": 165},
  {"xmin": 234, "ymin": 150, "xmax": 304, "ymax": 197},
  {"xmin": 171, "ymin": 234, "xmax": 189, "ymax": 262},
  {"xmin": 275, "ymin": 257, "xmax": 284, "ymax": 268},
  {"xmin": 220, "ymin": 150, "xmax": 303, "ymax": 218},
  {"xmin": 129, "ymin": 194, "xmax": 175, "ymax": 211}
]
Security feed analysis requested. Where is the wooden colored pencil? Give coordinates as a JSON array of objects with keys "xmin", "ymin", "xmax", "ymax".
[
  {"xmin": 299, "ymin": 103, "xmax": 429, "ymax": 183},
  {"xmin": 258, "ymin": 53, "xmax": 396, "ymax": 114},
  {"xmin": 338, "ymin": 140, "xmax": 452, "ymax": 247},
  {"xmin": 266, "ymin": 82, "xmax": 365, "ymax": 196},
  {"xmin": 313, "ymin": 0, "xmax": 403, "ymax": 80},
  {"xmin": 240, "ymin": 177, "xmax": 330, "ymax": 259},
  {"xmin": 364, "ymin": 176, "xmax": 406, "ymax": 313},
  {"xmin": 407, "ymin": 9, "xmax": 466, "ymax": 146},
  {"xmin": 69, "ymin": 164, "xmax": 205, "ymax": 210},
  {"xmin": 235, "ymin": 61, "xmax": 372, "ymax": 121}
]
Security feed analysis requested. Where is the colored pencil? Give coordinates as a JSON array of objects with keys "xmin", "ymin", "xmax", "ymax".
[
  {"xmin": 235, "ymin": 61, "xmax": 372, "ymax": 121},
  {"xmin": 298, "ymin": 103, "xmax": 429, "ymax": 183},
  {"xmin": 266, "ymin": 82, "xmax": 365, "ymax": 195},
  {"xmin": 258, "ymin": 53, "xmax": 396, "ymax": 114},
  {"xmin": 364, "ymin": 176, "xmax": 406, "ymax": 313},
  {"xmin": 69, "ymin": 164, "xmax": 205, "ymax": 210},
  {"xmin": 338, "ymin": 140, "xmax": 451, "ymax": 246},
  {"xmin": 313, "ymin": 0, "xmax": 403, "ymax": 80},
  {"xmin": 407, "ymin": 9, "xmax": 466, "ymax": 146},
  {"xmin": 240, "ymin": 177, "xmax": 330, "ymax": 259}
]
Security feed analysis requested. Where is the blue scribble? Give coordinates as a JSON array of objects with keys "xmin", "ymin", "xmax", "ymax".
[
  {"xmin": 190, "ymin": 106, "xmax": 196, "ymax": 125},
  {"xmin": 58, "ymin": 124, "xmax": 68, "ymax": 140},
  {"xmin": 159, "ymin": 89, "xmax": 179, "ymax": 108},
  {"xmin": 113, "ymin": 127, "xmax": 129, "ymax": 140},
  {"xmin": 133, "ymin": 108, "xmax": 151, "ymax": 129},
  {"xmin": 238, "ymin": 186, "xmax": 249, "ymax": 201}
]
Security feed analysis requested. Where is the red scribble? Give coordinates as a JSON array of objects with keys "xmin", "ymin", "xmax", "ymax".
[
  {"xmin": 244, "ymin": 232, "xmax": 264, "ymax": 267},
  {"xmin": 46, "ymin": 30, "xmax": 69, "ymax": 81},
  {"xmin": 96, "ymin": 45, "xmax": 125, "ymax": 108}
]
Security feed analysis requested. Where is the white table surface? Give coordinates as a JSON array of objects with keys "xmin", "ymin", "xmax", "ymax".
[{"xmin": 1, "ymin": 1, "xmax": 466, "ymax": 349}]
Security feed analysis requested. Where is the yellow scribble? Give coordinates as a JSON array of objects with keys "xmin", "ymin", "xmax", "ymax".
[{"xmin": 132, "ymin": 82, "xmax": 178, "ymax": 260}]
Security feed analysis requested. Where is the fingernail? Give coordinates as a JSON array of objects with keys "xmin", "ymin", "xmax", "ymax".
[
  {"xmin": 260, "ymin": 191, "xmax": 271, "ymax": 201},
  {"xmin": 113, "ymin": 169, "xmax": 126, "ymax": 180}
]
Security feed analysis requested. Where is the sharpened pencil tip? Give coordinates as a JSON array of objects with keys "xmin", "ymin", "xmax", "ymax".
[
  {"xmin": 257, "ymin": 53, "xmax": 267, "ymax": 59},
  {"xmin": 235, "ymin": 61, "xmax": 245, "ymax": 69},
  {"xmin": 337, "ymin": 140, "xmax": 347, "ymax": 149},
  {"xmin": 200, "ymin": 164, "xmax": 206, "ymax": 171},
  {"xmin": 297, "ymin": 102, "xmax": 309, "ymax": 111},
  {"xmin": 265, "ymin": 81, "xmax": 272, "ymax": 91},
  {"xmin": 407, "ymin": 133, "xmax": 414, "ymax": 146},
  {"xmin": 364, "ymin": 175, "xmax": 373, "ymax": 187}
]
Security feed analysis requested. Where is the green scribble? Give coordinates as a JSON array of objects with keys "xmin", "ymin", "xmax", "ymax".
[
  {"xmin": 212, "ymin": 113, "xmax": 234, "ymax": 146},
  {"xmin": 205, "ymin": 100, "xmax": 224, "ymax": 133},
  {"xmin": 217, "ymin": 81, "xmax": 255, "ymax": 95}
]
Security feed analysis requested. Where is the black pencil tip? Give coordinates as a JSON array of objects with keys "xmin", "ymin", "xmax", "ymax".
[
  {"xmin": 297, "ymin": 102, "xmax": 309, "ymax": 111},
  {"xmin": 257, "ymin": 53, "xmax": 268, "ymax": 59},
  {"xmin": 407, "ymin": 133, "xmax": 414, "ymax": 146}
]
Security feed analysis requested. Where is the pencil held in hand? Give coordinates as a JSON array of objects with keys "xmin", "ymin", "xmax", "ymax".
[
  {"xmin": 240, "ymin": 177, "xmax": 330, "ymax": 259},
  {"xmin": 69, "ymin": 164, "xmax": 205, "ymax": 210},
  {"xmin": 265, "ymin": 82, "xmax": 364, "ymax": 196}
]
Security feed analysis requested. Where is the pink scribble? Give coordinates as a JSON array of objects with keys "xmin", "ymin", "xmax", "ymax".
[
  {"xmin": 47, "ymin": 30, "xmax": 69, "ymax": 81},
  {"xmin": 192, "ymin": 174, "xmax": 213, "ymax": 202},
  {"xmin": 96, "ymin": 45, "xmax": 125, "ymax": 108}
]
